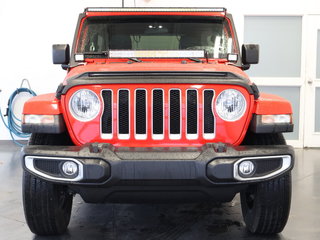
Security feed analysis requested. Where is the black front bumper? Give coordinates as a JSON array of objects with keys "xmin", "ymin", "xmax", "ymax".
[{"xmin": 22, "ymin": 143, "xmax": 294, "ymax": 203}]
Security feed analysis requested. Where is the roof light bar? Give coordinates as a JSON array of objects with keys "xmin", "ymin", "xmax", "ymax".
[
  {"xmin": 85, "ymin": 7, "xmax": 226, "ymax": 13},
  {"xmin": 109, "ymin": 50, "xmax": 205, "ymax": 58}
]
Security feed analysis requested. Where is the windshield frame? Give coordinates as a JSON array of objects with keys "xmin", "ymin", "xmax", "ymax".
[{"xmin": 70, "ymin": 12, "xmax": 240, "ymax": 65}]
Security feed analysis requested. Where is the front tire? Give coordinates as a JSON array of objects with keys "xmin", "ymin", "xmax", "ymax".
[
  {"xmin": 23, "ymin": 133, "xmax": 73, "ymax": 235},
  {"xmin": 23, "ymin": 171, "xmax": 73, "ymax": 235},
  {"xmin": 241, "ymin": 173, "xmax": 292, "ymax": 234},
  {"xmin": 240, "ymin": 133, "xmax": 292, "ymax": 234}
]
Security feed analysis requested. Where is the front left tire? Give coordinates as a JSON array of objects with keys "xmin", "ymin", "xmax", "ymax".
[
  {"xmin": 240, "ymin": 132, "xmax": 292, "ymax": 234},
  {"xmin": 240, "ymin": 172, "xmax": 292, "ymax": 234}
]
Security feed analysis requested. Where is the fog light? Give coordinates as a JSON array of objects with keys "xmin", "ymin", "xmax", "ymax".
[
  {"xmin": 62, "ymin": 161, "xmax": 78, "ymax": 176},
  {"xmin": 239, "ymin": 161, "xmax": 255, "ymax": 176}
]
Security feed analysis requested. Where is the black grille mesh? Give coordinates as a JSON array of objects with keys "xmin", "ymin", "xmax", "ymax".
[
  {"xmin": 153, "ymin": 90, "xmax": 164, "ymax": 134},
  {"xmin": 118, "ymin": 90, "xmax": 129, "ymax": 134},
  {"xmin": 170, "ymin": 90, "xmax": 181, "ymax": 134},
  {"xmin": 204, "ymin": 90, "xmax": 215, "ymax": 134},
  {"xmin": 101, "ymin": 90, "xmax": 112, "ymax": 134},
  {"xmin": 254, "ymin": 158, "xmax": 282, "ymax": 176},
  {"xmin": 34, "ymin": 159, "xmax": 62, "ymax": 176},
  {"xmin": 136, "ymin": 90, "xmax": 146, "ymax": 134},
  {"xmin": 187, "ymin": 90, "xmax": 198, "ymax": 134}
]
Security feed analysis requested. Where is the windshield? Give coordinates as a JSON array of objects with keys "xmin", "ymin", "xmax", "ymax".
[{"xmin": 76, "ymin": 16, "xmax": 237, "ymax": 59}]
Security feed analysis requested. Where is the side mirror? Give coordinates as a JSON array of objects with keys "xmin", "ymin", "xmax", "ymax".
[
  {"xmin": 242, "ymin": 44, "xmax": 259, "ymax": 65},
  {"xmin": 52, "ymin": 44, "xmax": 70, "ymax": 64}
]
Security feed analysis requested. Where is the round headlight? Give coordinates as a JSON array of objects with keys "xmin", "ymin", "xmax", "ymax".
[
  {"xmin": 69, "ymin": 89, "xmax": 100, "ymax": 121},
  {"xmin": 215, "ymin": 89, "xmax": 246, "ymax": 121}
]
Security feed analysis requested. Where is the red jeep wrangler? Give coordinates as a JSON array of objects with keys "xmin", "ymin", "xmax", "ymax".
[{"xmin": 21, "ymin": 8, "xmax": 294, "ymax": 236}]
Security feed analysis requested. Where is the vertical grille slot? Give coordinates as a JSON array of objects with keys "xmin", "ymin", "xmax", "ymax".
[
  {"xmin": 118, "ymin": 89, "xmax": 130, "ymax": 139},
  {"xmin": 203, "ymin": 90, "xmax": 215, "ymax": 139},
  {"xmin": 169, "ymin": 89, "xmax": 181, "ymax": 139},
  {"xmin": 187, "ymin": 89, "xmax": 198, "ymax": 139},
  {"xmin": 152, "ymin": 89, "xmax": 164, "ymax": 139},
  {"xmin": 101, "ymin": 90, "xmax": 113, "ymax": 139},
  {"xmin": 135, "ymin": 89, "xmax": 147, "ymax": 139}
]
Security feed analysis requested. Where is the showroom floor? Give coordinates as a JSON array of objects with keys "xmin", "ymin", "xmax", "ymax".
[{"xmin": 0, "ymin": 142, "xmax": 319, "ymax": 240}]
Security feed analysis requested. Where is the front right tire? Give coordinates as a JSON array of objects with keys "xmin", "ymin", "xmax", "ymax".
[
  {"xmin": 23, "ymin": 171, "xmax": 73, "ymax": 235},
  {"xmin": 23, "ymin": 133, "xmax": 73, "ymax": 235}
]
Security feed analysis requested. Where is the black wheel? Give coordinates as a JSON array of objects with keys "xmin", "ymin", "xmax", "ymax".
[
  {"xmin": 240, "ymin": 133, "xmax": 292, "ymax": 234},
  {"xmin": 23, "ymin": 133, "xmax": 73, "ymax": 235}
]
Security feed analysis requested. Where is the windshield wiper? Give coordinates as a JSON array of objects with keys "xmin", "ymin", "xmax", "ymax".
[
  {"xmin": 188, "ymin": 57, "xmax": 203, "ymax": 63},
  {"xmin": 80, "ymin": 52, "xmax": 144, "ymax": 63},
  {"xmin": 127, "ymin": 57, "xmax": 143, "ymax": 63},
  {"xmin": 82, "ymin": 51, "xmax": 108, "ymax": 56}
]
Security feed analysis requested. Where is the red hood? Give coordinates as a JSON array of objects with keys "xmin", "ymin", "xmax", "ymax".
[{"xmin": 64, "ymin": 61, "xmax": 250, "ymax": 84}]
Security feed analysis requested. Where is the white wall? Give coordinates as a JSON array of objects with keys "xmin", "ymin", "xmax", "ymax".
[
  {"xmin": 0, "ymin": 0, "xmax": 122, "ymax": 140},
  {"xmin": 0, "ymin": 0, "xmax": 319, "ymax": 140}
]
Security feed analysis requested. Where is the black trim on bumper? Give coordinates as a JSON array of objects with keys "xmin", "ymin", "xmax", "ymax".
[{"xmin": 21, "ymin": 143, "xmax": 294, "ymax": 203}]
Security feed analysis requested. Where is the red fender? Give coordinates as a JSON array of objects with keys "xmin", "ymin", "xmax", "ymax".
[
  {"xmin": 23, "ymin": 93, "xmax": 62, "ymax": 115},
  {"xmin": 253, "ymin": 93, "xmax": 292, "ymax": 115}
]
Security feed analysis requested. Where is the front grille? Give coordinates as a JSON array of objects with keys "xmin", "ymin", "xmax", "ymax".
[{"xmin": 101, "ymin": 88, "xmax": 215, "ymax": 140}]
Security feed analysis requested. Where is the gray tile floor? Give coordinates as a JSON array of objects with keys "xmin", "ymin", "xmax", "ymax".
[{"xmin": 0, "ymin": 142, "xmax": 319, "ymax": 240}]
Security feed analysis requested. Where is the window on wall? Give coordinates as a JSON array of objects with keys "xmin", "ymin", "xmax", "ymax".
[
  {"xmin": 317, "ymin": 30, "xmax": 320, "ymax": 79},
  {"xmin": 316, "ymin": 32, "xmax": 320, "ymax": 132},
  {"xmin": 244, "ymin": 16, "xmax": 303, "ymax": 141},
  {"xmin": 244, "ymin": 16, "xmax": 302, "ymax": 77},
  {"xmin": 316, "ymin": 88, "xmax": 320, "ymax": 132}
]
